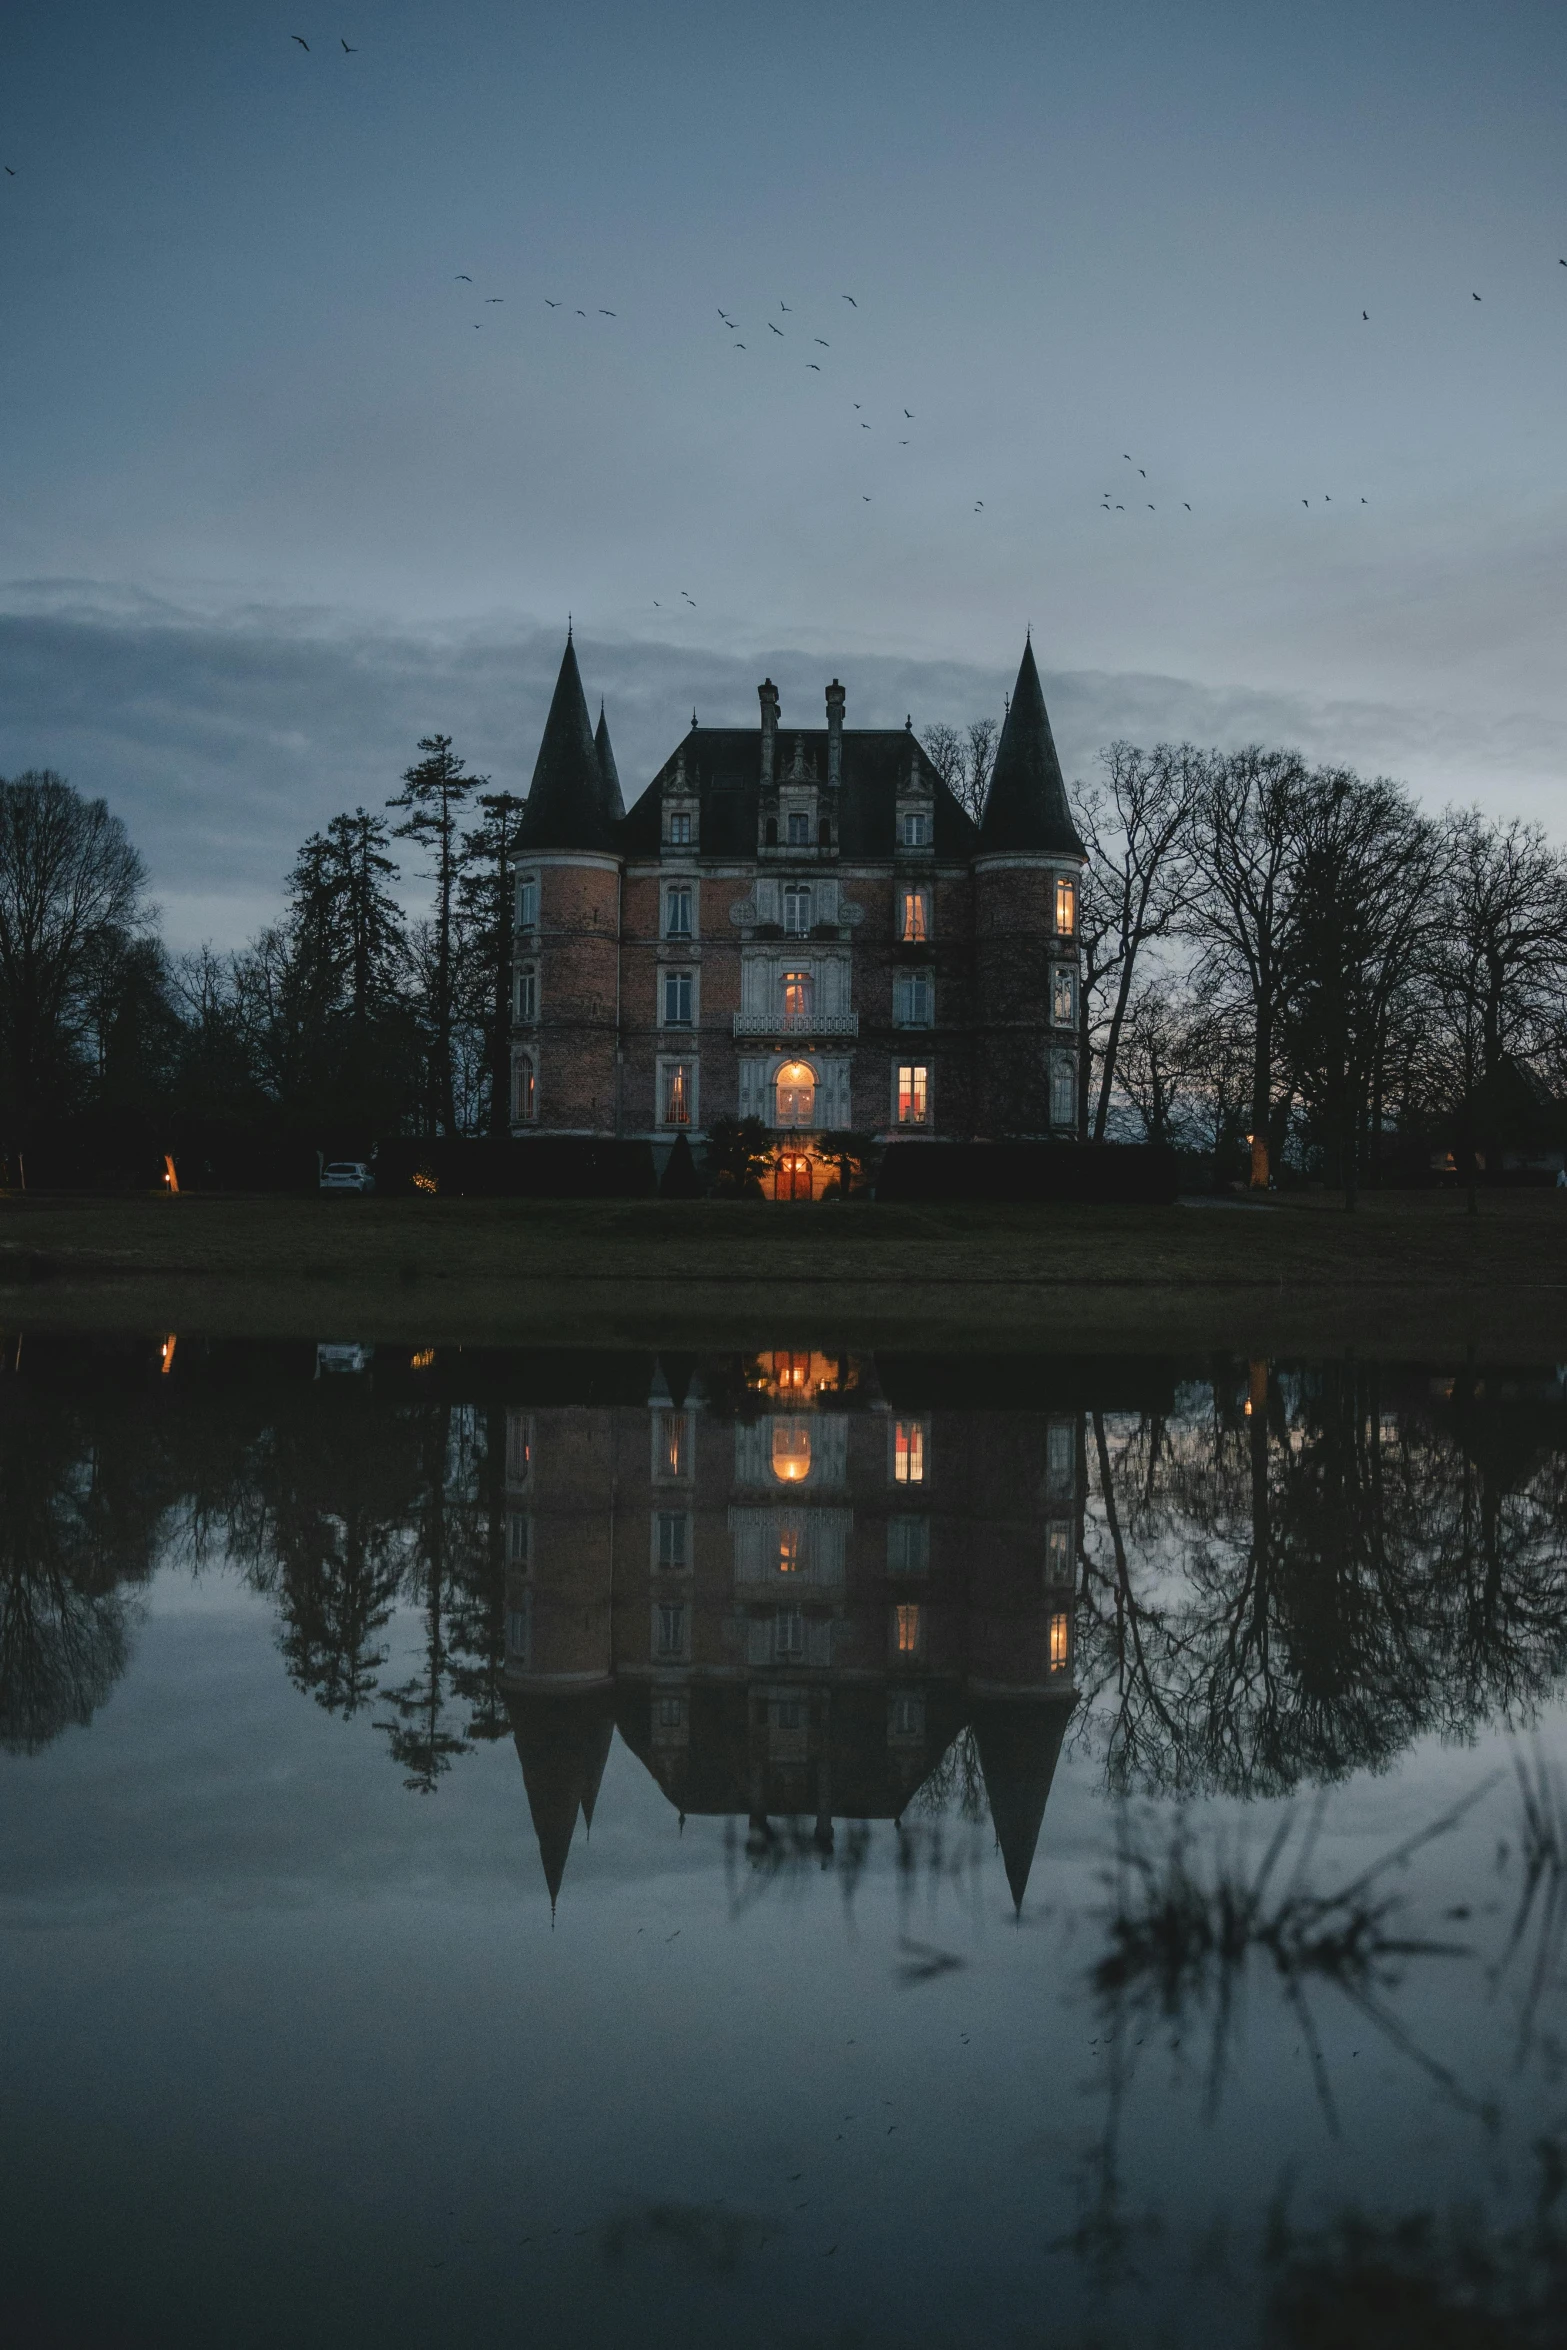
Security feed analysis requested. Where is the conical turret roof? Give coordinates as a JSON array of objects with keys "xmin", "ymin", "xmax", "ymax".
[
  {"xmin": 507, "ymin": 1687, "xmax": 618, "ymax": 1913},
  {"xmin": 971, "ymin": 1696, "xmax": 1074, "ymax": 1914},
  {"xmin": 977, "ymin": 638, "xmax": 1085, "ymax": 859},
  {"xmin": 518, "ymin": 633, "xmax": 619, "ymax": 852},
  {"xmin": 595, "ymin": 702, "xmax": 625, "ymax": 824}
]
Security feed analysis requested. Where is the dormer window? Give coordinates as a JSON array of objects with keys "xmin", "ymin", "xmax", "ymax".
[
  {"xmin": 901, "ymin": 811, "xmax": 929, "ymax": 847},
  {"xmin": 787, "ymin": 811, "xmax": 811, "ymax": 847},
  {"xmin": 784, "ymin": 883, "xmax": 812, "ymax": 935},
  {"xmin": 517, "ymin": 874, "xmax": 539, "ymax": 931},
  {"xmin": 669, "ymin": 811, "xmax": 692, "ymax": 846}
]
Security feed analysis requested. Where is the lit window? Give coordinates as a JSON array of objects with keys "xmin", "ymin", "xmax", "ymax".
[
  {"xmin": 1049, "ymin": 1610, "xmax": 1070, "ymax": 1670},
  {"xmin": 656, "ymin": 1511, "xmax": 689, "ymax": 1570},
  {"xmin": 669, "ymin": 811, "xmax": 692, "ymax": 846},
  {"xmin": 656, "ymin": 1411, "xmax": 691, "ymax": 1479},
  {"xmin": 784, "ymin": 883, "xmax": 812, "ymax": 935},
  {"xmin": 782, "ymin": 969, "xmax": 813, "ymax": 1025},
  {"xmin": 517, "ymin": 875, "xmax": 539, "ymax": 930},
  {"xmin": 515, "ymin": 964, "xmax": 537, "ymax": 1023},
  {"xmin": 776, "ymin": 1606, "xmax": 805, "ymax": 1660},
  {"xmin": 901, "ymin": 811, "xmax": 928, "ymax": 847},
  {"xmin": 1055, "ymin": 877, "xmax": 1075, "ymax": 935},
  {"xmin": 787, "ymin": 811, "xmax": 811, "ymax": 846},
  {"xmin": 892, "ymin": 1419, "xmax": 926, "ymax": 1484},
  {"xmin": 893, "ymin": 1603, "xmax": 922, "ymax": 1656},
  {"xmin": 666, "ymin": 885, "xmax": 693, "ymax": 937},
  {"xmin": 506, "ymin": 1413, "xmax": 532, "ymax": 1484},
  {"xmin": 514, "ymin": 1053, "xmax": 537, "ymax": 1123},
  {"xmin": 888, "ymin": 1517, "xmax": 929, "ymax": 1575},
  {"xmin": 1052, "ymin": 966, "xmax": 1076, "ymax": 1027},
  {"xmin": 775, "ymin": 1060, "xmax": 816, "ymax": 1126},
  {"xmin": 897, "ymin": 1064, "xmax": 929, "ymax": 1126},
  {"xmin": 771, "ymin": 1420, "xmax": 812, "ymax": 1481},
  {"xmin": 899, "ymin": 889, "xmax": 929, "ymax": 942},
  {"xmin": 893, "ymin": 972, "xmax": 933, "ymax": 1027},
  {"xmin": 662, "ymin": 1061, "xmax": 693, "ymax": 1125},
  {"xmin": 663, "ymin": 970, "xmax": 693, "ymax": 1026},
  {"xmin": 777, "ymin": 1521, "xmax": 802, "ymax": 1573},
  {"xmin": 1046, "ymin": 1520, "xmax": 1072, "ymax": 1585},
  {"xmin": 656, "ymin": 1602, "xmax": 686, "ymax": 1658},
  {"xmin": 506, "ymin": 1511, "xmax": 531, "ymax": 1568}
]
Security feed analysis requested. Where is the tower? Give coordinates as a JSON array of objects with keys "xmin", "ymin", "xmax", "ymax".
[
  {"xmin": 973, "ymin": 639, "xmax": 1086, "ymax": 1136},
  {"xmin": 512, "ymin": 633, "xmax": 624, "ymax": 1135}
]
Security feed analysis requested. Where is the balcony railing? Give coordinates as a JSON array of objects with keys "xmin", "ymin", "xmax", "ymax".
[{"xmin": 733, "ymin": 1009, "xmax": 859, "ymax": 1037}]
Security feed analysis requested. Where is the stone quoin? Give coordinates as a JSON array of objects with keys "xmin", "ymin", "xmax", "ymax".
[{"xmin": 510, "ymin": 631, "xmax": 1086, "ymax": 1194}]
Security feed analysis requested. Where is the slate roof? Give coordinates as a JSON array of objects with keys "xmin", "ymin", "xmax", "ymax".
[
  {"xmin": 594, "ymin": 702, "xmax": 624, "ymax": 822},
  {"xmin": 977, "ymin": 637, "xmax": 1086, "ymax": 860},
  {"xmin": 517, "ymin": 632, "xmax": 621, "ymax": 853},
  {"xmin": 618, "ymin": 726, "xmax": 981, "ymax": 861}
]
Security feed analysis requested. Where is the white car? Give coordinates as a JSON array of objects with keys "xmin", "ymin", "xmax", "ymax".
[
  {"xmin": 316, "ymin": 1344, "xmax": 374, "ymax": 1376},
  {"xmin": 319, "ymin": 1161, "xmax": 376, "ymax": 1195}
]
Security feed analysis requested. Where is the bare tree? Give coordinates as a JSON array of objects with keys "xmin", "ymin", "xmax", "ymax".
[
  {"xmin": 0, "ymin": 771, "xmax": 148, "ymax": 1131},
  {"xmin": 1073, "ymin": 743, "xmax": 1204, "ymax": 1141},
  {"xmin": 921, "ymin": 717, "xmax": 998, "ymax": 825}
]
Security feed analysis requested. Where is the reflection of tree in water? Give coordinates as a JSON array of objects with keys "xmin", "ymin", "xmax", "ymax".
[
  {"xmin": 1076, "ymin": 1366, "xmax": 1567, "ymax": 1798},
  {"xmin": 373, "ymin": 1400, "xmax": 499, "ymax": 1792},
  {"xmin": 0, "ymin": 1364, "xmax": 180, "ymax": 1752}
]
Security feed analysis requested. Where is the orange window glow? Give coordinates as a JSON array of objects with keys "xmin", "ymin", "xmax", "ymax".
[
  {"xmin": 1049, "ymin": 1611, "xmax": 1070, "ymax": 1669},
  {"xmin": 1055, "ymin": 877, "xmax": 1076, "ymax": 935},
  {"xmin": 900, "ymin": 889, "xmax": 929, "ymax": 943},
  {"xmin": 664, "ymin": 1414, "xmax": 689, "ymax": 1476},
  {"xmin": 777, "ymin": 1522, "xmax": 802, "ymax": 1573},
  {"xmin": 772, "ymin": 1421, "xmax": 812, "ymax": 1481},
  {"xmin": 897, "ymin": 1065, "xmax": 928, "ymax": 1126},
  {"xmin": 893, "ymin": 1419, "xmax": 925, "ymax": 1484},
  {"xmin": 894, "ymin": 1604, "xmax": 922, "ymax": 1656}
]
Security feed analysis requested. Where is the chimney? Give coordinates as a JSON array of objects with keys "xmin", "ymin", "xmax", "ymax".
[
  {"xmin": 825, "ymin": 678, "xmax": 845, "ymax": 790},
  {"xmin": 758, "ymin": 679, "xmax": 780, "ymax": 787}
]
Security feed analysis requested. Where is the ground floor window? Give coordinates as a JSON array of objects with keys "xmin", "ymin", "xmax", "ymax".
[
  {"xmin": 896, "ymin": 1063, "xmax": 929, "ymax": 1125},
  {"xmin": 514, "ymin": 1053, "xmax": 537, "ymax": 1122},
  {"xmin": 775, "ymin": 1059, "xmax": 816, "ymax": 1125},
  {"xmin": 660, "ymin": 1058, "xmax": 695, "ymax": 1126}
]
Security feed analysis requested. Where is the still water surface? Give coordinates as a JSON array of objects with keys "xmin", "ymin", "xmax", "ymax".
[{"xmin": 4, "ymin": 1335, "xmax": 1567, "ymax": 2347}]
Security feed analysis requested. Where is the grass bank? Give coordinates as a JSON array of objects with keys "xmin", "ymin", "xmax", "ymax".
[{"xmin": 1, "ymin": 1188, "xmax": 1564, "ymax": 1356}]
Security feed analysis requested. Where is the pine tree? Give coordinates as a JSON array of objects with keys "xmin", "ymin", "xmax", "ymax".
[
  {"xmin": 387, "ymin": 736, "xmax": 477, "ymax": 1136},
  {"xmin": 458, "ymin": 790, "xmax": 527, "ymax": 1138}
]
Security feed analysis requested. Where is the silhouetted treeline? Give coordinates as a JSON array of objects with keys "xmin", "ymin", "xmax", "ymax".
[{"xmin": 4, "ymin": 730, "xmax": 1565, "ymax": 1179}]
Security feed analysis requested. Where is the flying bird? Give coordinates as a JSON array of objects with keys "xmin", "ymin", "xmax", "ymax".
[
  {"xmin": 1148, "ymin": 503, "xmax": 1155, "ymax": 510},
  {"xmin": 545, "ymin": 298, "xmax": 561, "ymax": 307},
  {"xmin": 814, "ymin": 338, "xmax": 829, "ymax": 347},
  {"xmin": 1138, "ymin": 468, "xmax": 1146, "ymax": 477},
  {"xmin": 779, "ymin": 301, "xmax": 791, "ymax": 312},
  {"xmin": 576, "ymin": 309, "xmax": 587, "ymax": 316},
  {"xmin": 843, "ymin": 294, "xmax": 858, "ymax": 306},
  {"xmin": 718, "ymin": 308, "xmax": 732, "ymax": 322},
  {"xmin": 485, "ymin": 297, "xmax": 503, "ymax": 303},
  {"xmin": 904, "ymin": 409, "xmax": 913, "ymax": 418},
  {"xmin": 456, "ymin": 274, "xmax": 472, "ymax": 282},
  {"xmin": 974, "ymin": 500, "xmax": 983, "ymax": 510},
  {"xmin": 853, "ymin": 402, "xmax": 861, "ymax": 409},
  {"xmin": 861, "ymin": 421, "xmax": 870, "ymax": 428},
  {"xmin": 341, "ymin": 38, "xmax": 357, "ymax": 50},
  {"xmin": 769, "ymin": 322, "xmax": 784, "ymax": 334},
  {"xmin": 862, "ymin": 494, "xmax": 871, "ymax": 501},
  {"xmin": 1183, "ymin": 502, "xmax": 1191, "ymax": 510},
  {"xmin": 1363, "ymin": 310, "xmax": 1369, "ymax": 320},
  {"xmin": 1302, "ymin": 498, "xmax": 1309, "ymax": 506},
  {"xmin": 599, "ymin": 308, "xmax": 616, "ymax": 316},
  {"xmin": 1123, "ymin": 453, "xmax": 1132, "ymax": 460},
  {"xmin": 808, "ymin": 362, "xmax": 821, "ymax": 370},
  {"xmin": 292, "ymin": 32, "xmax": 309, "ymax": 47},
  {"xmin": 734, "ymin": 341, "xmax": 746, "ymax": 348},
  {"xmin": 3, "ymin": 166, "xmax": 13, "ymax": 176},
  {"xmin": 898, "ymin": 438, "xmax": 909, "ymax": 444},
  {"xmin": 1361, "ymin": 497, "xmax": 1368, "ymax": 503},
  {"xmin": 1473, "ymin": 291, "xmax": 1481, "ymax": 300}
]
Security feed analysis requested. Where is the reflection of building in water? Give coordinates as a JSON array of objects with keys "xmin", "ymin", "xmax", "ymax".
[{"xmin": 502, "ymin": 1354, "xmax": 1082, "ymax": 1912}]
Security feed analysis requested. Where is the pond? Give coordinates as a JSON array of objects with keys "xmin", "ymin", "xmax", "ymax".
[{"xmin": 4, "ymin": 1332, "xmax": 1567, "ymax": 2347}]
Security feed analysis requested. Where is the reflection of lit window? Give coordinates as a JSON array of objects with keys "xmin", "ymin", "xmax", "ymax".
[
  {"xmin": 771, "ymin": 1353, "xmax": 812, "ymax": 1392},
  {"xmin": 893, "ymin": 1419, "xmax": 926, "ymax": 1484},
  {"xmin": 658, "ymin": 1412, "xmax": 690, "ymax": 1478},
  {"xmin": 656, "ymin": 1603, "xmax": 686, "ymax": 1658},
  {"xmin": 1055, "ymin": 877, "xmax": 1075, "ymax": 934},
  {"xmin": 657, "ymin": 1695, "xmax": 685, "ymax": 1729},
  {"xmin": 1046, "ymin": 1422, "xmax": 1074, "ymax": 1494},
  {"xmin": 506, "ymin": 1413, "xmax": 533, "ymax": 1484},
  {"xmin": 777, "ymin": 1522, "xmax": 803, "ymax": 1572},
  {"xmin": 776, "ymin": 1606, "xmax": 805, "ymax": 1660},
  {"xmin": 656, "ymin": 1512, "xmax": 690, "ymax": 1570},
  {"xmin": 899, "ymin": 888, "xmax": 929, "ymax": 942},
  {"xmin": 1046, "ymin": 1520, "xmax": 1072, "ymax": 1585},
  {"xmin": 894, "ymin": 1603, "xmax": 922, "ymax": 1655},
  {"xmin": 1049, "ymin": 1611, "xmax": 1069, "ymax": 1669},
  {"xmin": 774, "ymin": 1698, "xmax": 805, "ymax": 1730},
  {"xmin": 771, "ymin": 1421, "xmax": 812, "ymax": 1481},
  {"xmin": 897, "ymin": 1064, "xmax": 929, "ymax": 1126},
  {"xmin": 891, "ymin": 1693, "xmax": 924, "ymax": 1737}
]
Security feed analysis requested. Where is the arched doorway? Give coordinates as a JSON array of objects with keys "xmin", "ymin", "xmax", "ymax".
[
  {"xmin": 773, "ymin": 1152, "xmax": 813, "ymax": 1202},
  {"xmin": 775, "ymin": 1060, "xmax": 816, "ymax": 1126}
]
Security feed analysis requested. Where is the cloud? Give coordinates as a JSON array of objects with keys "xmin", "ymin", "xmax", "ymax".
[{"xmin": 0, "ymin": 581, "xmax": 1560, "ymax": 951}]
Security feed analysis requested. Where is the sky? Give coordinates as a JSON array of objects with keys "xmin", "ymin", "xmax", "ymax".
[{"xmin": 2, "ymin": 0, "xmax": 1565, "ymax": 946}]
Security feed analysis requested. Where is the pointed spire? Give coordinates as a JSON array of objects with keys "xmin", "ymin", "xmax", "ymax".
[
  {"xmin": 970, "ymin": 1699, "xmax": 1074, "ymax": 1914},
  {"xmin": 977, "ymin": 638, "xmax": 1085, "ymax": 858},
  {"xmin": 518, "ymin": 633, "xmax": 619, "ymax": 851},
  {"xmin": 594, "ymin": 700, "xmax": 625, "ymax": 823},
  {"xmin": 507, "ymin": 1688, "xmax": 617, "ymax": 1913}
]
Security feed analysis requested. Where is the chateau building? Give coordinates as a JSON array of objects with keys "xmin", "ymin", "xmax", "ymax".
[
  {"xmin": 511, "ymin": 631, "xmax": 1086, "ymax": 1191},
  {"xmin": 499, "ymin": 1349, "xmax": 1082, "ymax": 1912}
]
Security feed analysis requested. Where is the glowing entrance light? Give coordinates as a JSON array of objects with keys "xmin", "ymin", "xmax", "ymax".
[{"xmin": 775, "ymin": 1061, "xmax": 816, "ymax": 1126}]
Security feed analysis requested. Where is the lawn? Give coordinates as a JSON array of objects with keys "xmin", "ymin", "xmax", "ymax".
[{"xmin": 1, "ymin": 1187, "xmax": 1564, "ymax": 1355}]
